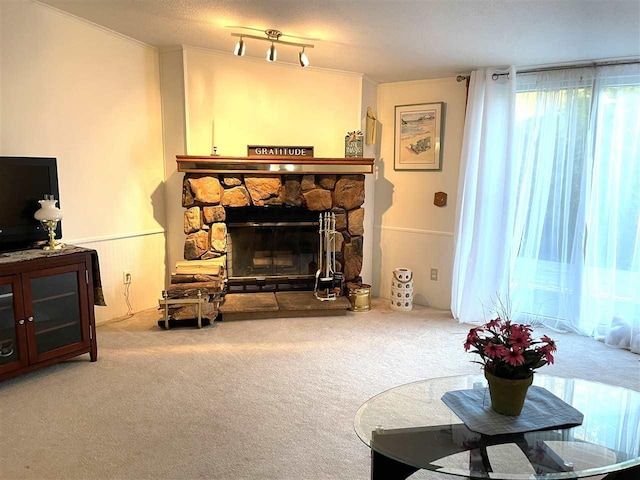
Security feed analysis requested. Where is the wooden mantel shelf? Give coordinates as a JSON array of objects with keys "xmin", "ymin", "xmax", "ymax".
[{"xmin": 176, "ymin": 155, "xmax": 374, "ymax": 175}]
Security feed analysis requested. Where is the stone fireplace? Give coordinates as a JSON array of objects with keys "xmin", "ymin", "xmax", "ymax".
[{"xmin": 178, "ymin": 155, "xmax": 373, "ymax": 293}]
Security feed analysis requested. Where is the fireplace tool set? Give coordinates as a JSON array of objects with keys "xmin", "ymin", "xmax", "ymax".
[{"xmin": 314, "ymin": 212, "xmax": 343, "ymax": 301}]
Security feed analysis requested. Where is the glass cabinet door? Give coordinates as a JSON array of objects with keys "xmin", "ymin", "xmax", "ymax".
[
  {"xmin": 28, "ymin": 267, "xmax": 85, "ymax": 360},
  {"xmin": 0, "ymin": 278, "xmax": 26, "ymax": 372}
]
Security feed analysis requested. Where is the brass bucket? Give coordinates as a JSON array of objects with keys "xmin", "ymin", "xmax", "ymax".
[{"xmin": 348, "ymin": 284, "xmax": 371, "ymax": 312}]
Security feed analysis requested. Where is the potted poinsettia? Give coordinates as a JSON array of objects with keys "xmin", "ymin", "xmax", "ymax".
[{"xmin": 465, "ymin": 316, "xmax": 557, "ymax": 415}]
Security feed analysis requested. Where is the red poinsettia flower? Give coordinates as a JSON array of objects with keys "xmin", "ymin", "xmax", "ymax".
[
  {"xmin": 485, "ymin": 318, "xmax": 501, "ymax": 329},
  {"xmin": 504, "ymin": 348, "xmax": 525, "ymax": 366},
  {"xmin": 508, "ymin": 326, "xmax": 531, "ymax": 348},
  {"xmin": 541, "ymin": 335, "xmax": 557, "ymax": 352},
  {"xmin": 483, "ymin": 342, "xmax": 507, "ymax": 359},
  {"xmin": 464, "ymin": 339, "xmax": 473, "ymax": 351},
  {"xmin": 500, "ymin": 320, "xmax": 512, "ymax": 332},
  {"xmin": 467, "ymin": 327, "xmax": 483, "ymax": 342}
]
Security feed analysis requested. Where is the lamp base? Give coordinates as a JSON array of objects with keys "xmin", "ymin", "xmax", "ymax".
[
  {"xmin": 43, "ymin": 242, "xmax": 65, "ymax": 251},
  {"xmin": 41, "ymin": 219, "xmax": 64, "ymax": 251}
]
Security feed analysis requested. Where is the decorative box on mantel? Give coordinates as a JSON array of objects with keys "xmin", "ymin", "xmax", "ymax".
[{"xmin": 176, "ymin": 155, "xmax": 375, "ymax": 291}]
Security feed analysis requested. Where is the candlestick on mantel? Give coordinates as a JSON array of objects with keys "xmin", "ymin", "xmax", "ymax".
[{"xmin": 211, "ymin": 119, "xmax": 218, "ymax": 156}]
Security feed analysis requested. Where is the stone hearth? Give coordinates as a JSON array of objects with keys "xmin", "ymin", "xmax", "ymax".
[
  {"xmin": 182, "ymin": 173, "xmax": 366, "ymax": 283},
  {"xmin": 220, "ymin": 292, "xmax": 352, "ymax": 321}
]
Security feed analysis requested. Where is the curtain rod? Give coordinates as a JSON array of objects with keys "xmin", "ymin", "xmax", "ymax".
[
  {"xmin": 456, "ymin": 59, "xmax": 640, "ymax": 81},
  {"xmin": 518, "ymin": 59, "xmax": 639, "ymax": 74}
]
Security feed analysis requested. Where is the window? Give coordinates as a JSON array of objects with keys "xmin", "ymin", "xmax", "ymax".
[{"xmin": 510, "ymin": 65, "xmax": 640, "ymax": 345}]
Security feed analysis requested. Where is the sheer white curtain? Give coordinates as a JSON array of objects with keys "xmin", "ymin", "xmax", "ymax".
[
  {"xmin": 452, "ymin": 67, "xmax": 518, "ymax": 322},
  {"xmin": 454, "ymin": 63, "xmax": 640, "ymax": 354},
  {"xmin": 583, "ymin": 64, "xmax": 640, "ymax": 352},
  {"xmin": 511, "ymin": 65, "xmax": 640, "ymax": 353},
  {"xmin": 510, "ymin": 68, "xmax": 596, "ymax": 330}
]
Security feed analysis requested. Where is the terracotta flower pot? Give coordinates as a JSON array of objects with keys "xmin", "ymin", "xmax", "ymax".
[{"xmin": 484, "ymin": 368, "xmax": 533, "ymax": 416}]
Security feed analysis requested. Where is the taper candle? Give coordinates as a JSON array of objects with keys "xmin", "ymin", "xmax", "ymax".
[{"xmin": 211, "ymin": 119, "xmax": 215, "ymax": 155}]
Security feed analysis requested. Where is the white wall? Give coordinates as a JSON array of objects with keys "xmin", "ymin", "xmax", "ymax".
[
  {"xmin": 0, "ymin": 1, "xmax": 166, "ymax": 323},
  {"xmin": 162, "ymin": 47, "xmax": 369, "ymax": 277},
  {"xmin": 183, "ymin": 48, "xmax": 362, "ymax": 158},
  {"xmin": 360, "ymin": 76, "xmax": 379, "ymax": 285},
  {"xmin": 374, "ymin": 78, "xmax": 467, "ymax": 309},
  {"xmin": 159, "ymin": 48, "xmax": 188, "ymax": 286}
]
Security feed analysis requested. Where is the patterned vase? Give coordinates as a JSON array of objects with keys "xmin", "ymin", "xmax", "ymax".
[{"xmin": 390, "ymin": 268, "xmax": 413, "ymax": 311}]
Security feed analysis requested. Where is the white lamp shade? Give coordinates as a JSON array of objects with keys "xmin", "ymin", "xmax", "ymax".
[{"xmin": 34, "ymin": 199, "xmax": 63, "ymax": 221}]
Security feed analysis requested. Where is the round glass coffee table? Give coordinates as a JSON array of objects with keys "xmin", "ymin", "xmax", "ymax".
[{"xmin": 355, "ymin": 375, "xmax": 640, "ymax": 480}]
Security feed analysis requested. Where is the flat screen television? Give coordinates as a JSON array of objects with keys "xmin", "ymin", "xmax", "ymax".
[{"xmin": 0, "ymin": 157, "xmax": 61, "ymax": 252}]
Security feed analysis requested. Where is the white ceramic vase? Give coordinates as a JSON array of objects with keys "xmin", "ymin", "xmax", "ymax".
[{"xmin": 390, "ymin": 267, "xmax": 413, "ymax": 312}]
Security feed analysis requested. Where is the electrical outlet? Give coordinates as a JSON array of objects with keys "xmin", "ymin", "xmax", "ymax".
[
  {"xmin": 430, "ymin": 268, "xmax": 438, "ymax": 281},
  {"xmin": 123, "ymin": 271, "xmax": 132, "ymax": 285}
]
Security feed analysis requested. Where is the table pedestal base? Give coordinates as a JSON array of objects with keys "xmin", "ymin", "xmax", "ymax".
[
  {"xmin": 371, "ymin": 450, "xmax": 418, "ymax": 480},
  {"xmin": 603, "ymin": 465, "xmax": 640, "ymax": 480}
]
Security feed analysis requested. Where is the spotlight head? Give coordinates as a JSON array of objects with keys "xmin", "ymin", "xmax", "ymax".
[
  {"xmin": 234, "ymin": 37, "xmax": 245, "ymax": 56},
  {"xmin": 299, "ymin": 48, "xmax": 309, "ymax": 67},
  {"xmin": 267, "ymin": 43, "xmax": 277, "ymax": 62}
]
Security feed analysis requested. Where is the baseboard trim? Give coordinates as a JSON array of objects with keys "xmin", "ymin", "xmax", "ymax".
[
  {"xmin": 66, "ymin": 228, "xmax": 165, "ymax": 245},
  {"xmin": 375, "ymin": 225, "xmax": 454, "ymax": 237}
]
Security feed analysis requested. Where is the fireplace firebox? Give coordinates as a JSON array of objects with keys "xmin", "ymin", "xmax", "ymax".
[{"xmin": 226, "ymin": 207, "xmax": 319, "ymax": 292}]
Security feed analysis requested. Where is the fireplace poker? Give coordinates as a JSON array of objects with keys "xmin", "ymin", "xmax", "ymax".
[{"xmin": 314, "ymin": 212, "xmax": 341, "ymax": 301}]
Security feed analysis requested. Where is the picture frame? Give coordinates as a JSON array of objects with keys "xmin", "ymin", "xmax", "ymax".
[{"xmin": 394, "ymin": 102, "xmax": 444, "ymax": 171}]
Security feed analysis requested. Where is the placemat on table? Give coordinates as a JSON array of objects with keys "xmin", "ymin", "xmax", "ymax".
[{"xmin": 441, "ymin": 386, "xmax": 584, "ymax": 436}]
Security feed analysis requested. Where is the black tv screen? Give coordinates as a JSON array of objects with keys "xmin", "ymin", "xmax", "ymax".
[{"xmin": 0, "ymin": 157, "xmax": 61, "ymax": 252}]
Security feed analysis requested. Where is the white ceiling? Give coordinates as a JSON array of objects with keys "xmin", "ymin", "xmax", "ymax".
[{"xmin": 39, "ymin": 0, "xmax": 640, "ymax": 83}]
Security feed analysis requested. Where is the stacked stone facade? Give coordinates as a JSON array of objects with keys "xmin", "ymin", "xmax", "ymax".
[{"xmin": 182, "ymin": 173, "xmax": 365, "ymax": 282}]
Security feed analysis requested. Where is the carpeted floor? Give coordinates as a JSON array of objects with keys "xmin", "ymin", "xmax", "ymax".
[{"xmin": 1, "ymin": 299, "xmax": 638, "ymax": 479}]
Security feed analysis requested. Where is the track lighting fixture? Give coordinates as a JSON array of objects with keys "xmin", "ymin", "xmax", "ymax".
[
  {"xmin": 267, "ymin": 42, "xmax": 277, "ymax": 62},
  {"xmin": 299, "ymin": 47, "xmax": 309, "ymax": 67},
  {"xmin": 231, "ymin": 29, "xmax": 314, "ymax": 67},
  {"xmin": 234, "ymin": 37, "xmax": 245, "ymax": 56}
]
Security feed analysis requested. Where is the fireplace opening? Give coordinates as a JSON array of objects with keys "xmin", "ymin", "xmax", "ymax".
[{"xmin": 226, "ymin": 207, "xmax": 320, "ymax": 292}]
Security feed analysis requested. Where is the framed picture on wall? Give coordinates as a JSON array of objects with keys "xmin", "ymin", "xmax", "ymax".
[{"xmin": 394, "ymin": 102, "xmax": 444, "ymax": 171}]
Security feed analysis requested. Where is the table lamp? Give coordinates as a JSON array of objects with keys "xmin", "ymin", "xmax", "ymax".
[{"xmin": 34, "ymin": 194, "xmax": 64, "ymax": 250}]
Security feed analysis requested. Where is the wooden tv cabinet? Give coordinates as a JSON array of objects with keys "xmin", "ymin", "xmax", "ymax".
[{"xmin": 0, "ymin": 247, "xmax": 98, "ymax": 381}]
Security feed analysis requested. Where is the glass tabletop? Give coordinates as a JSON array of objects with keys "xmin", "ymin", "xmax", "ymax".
[{"xmin": 354, "ymin": 375, "xmax": 640, "ymax": 479}]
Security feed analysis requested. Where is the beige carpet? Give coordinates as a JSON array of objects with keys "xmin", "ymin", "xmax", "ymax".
[{"xmin": 1, "ymin": 299, "xmax": 638, "ymax": 480}]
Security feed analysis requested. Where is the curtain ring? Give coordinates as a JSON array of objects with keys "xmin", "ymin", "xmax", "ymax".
[{"xmin": 492, "ymin": 73, "xmax": 499, "ymax": 81}]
